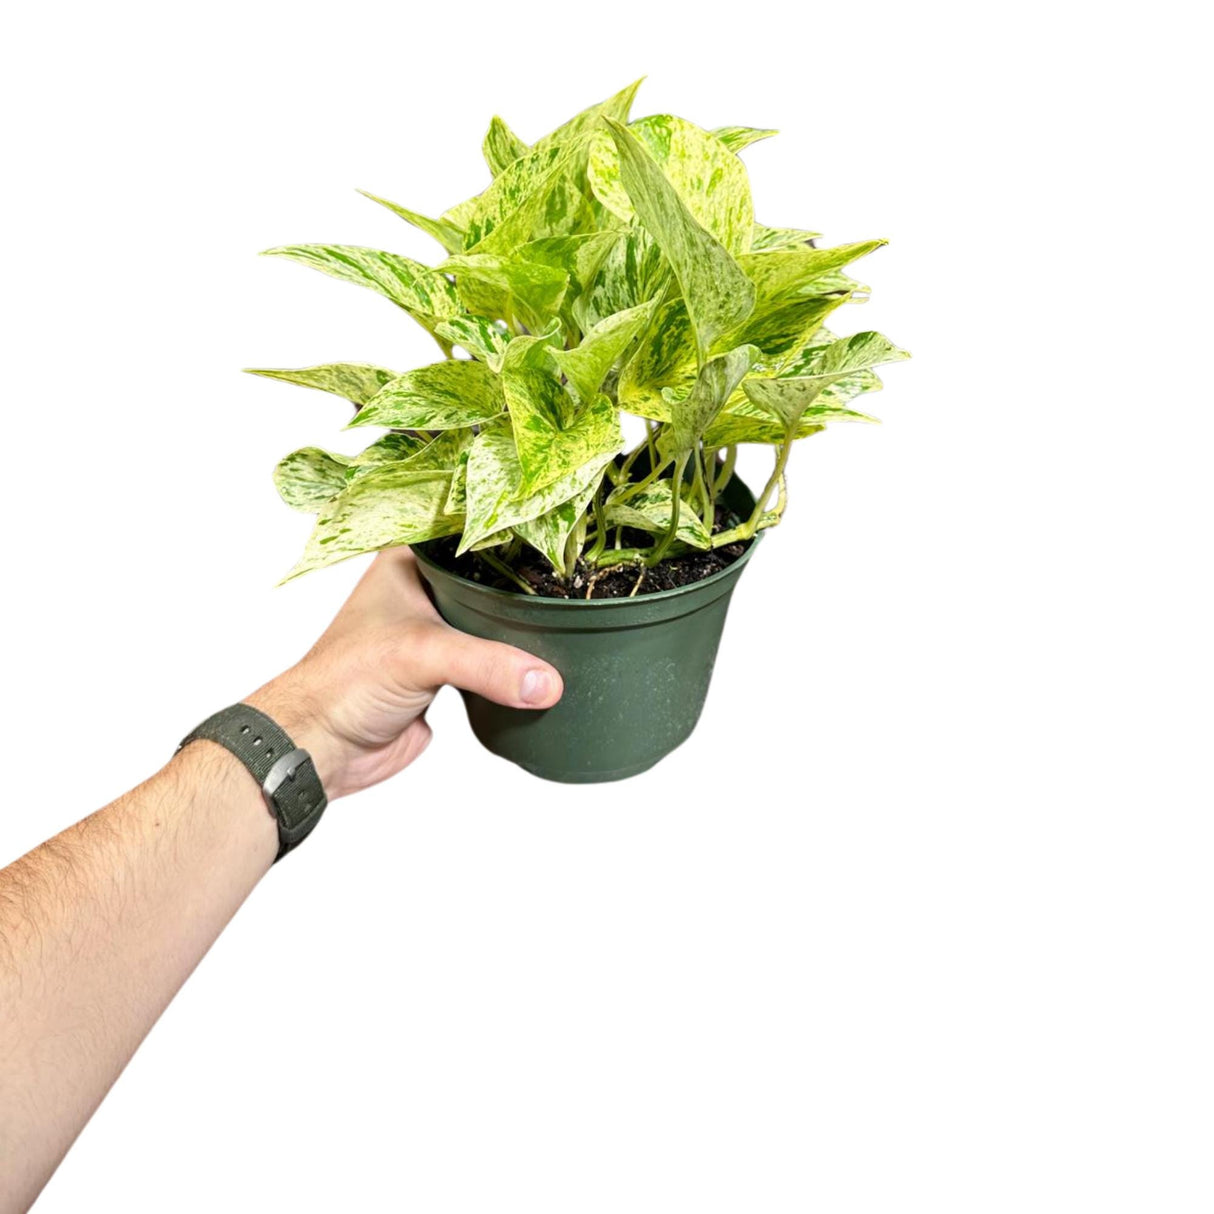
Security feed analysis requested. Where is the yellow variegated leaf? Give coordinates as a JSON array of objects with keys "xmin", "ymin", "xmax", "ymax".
[
  {"xmin": 460, "ymin": 418, "xmax": 614, "ymax": 555},
  {"xmin": 462, "ymin": 139, "xmax": 595, "ymax": 255},
  {"xmin": 350, "ymin": 361, "xmax": 504, "ymax": 431},
  {"xmin": 751, "ymin": 224, "xmax": 822, "ymax": 251},
  {"xmin": 285, "ymin": 468, "xmax": 462, "ymax": 580},
  {"xmin": 440, "ymin": 252, "xmax": 569, "ymax": 332},
  {"xmin": 482, "ymin": 116, "xmax": 529, "ymax": 176},
  {"xmin": 356, "ymin": 190, "xmax": 464, "ymax": 254},
  {"xmin": 592, "ymin": 115, "xmax": 755, "ymax": 255},
  {"xmin": 713, "ymin": 126, "xmax": 779, "ymax": 152},
  {"xmin": 604, "ymin": 119, "xmax": 755, "ymax": 365},
  {"xmin": 743, "ymin": 331, "xmax": 909, "ymax": 429},
  {"xmin": 571, "ymin": 227, "xmax": 667, "ymax": 334},
  {"xmin": 348, "ymin": 432, "xmax": 431, "ymax": 467},
  {"xmin": 433, "ymin": 315, "xmax": 512, "ymax": 367},
  {"xmin": 658, "ymin": 344, "xmax": 758, "ymax": 462},
  {"xmin": 532, "ymin": 78, "xmax": 645, "ymax": 153},
  {"xmin": 549, "ymin": 301, "xmax": 652, "ymax": 405},
  {"xmin": 274, "ymin": 448, "xmax": 352, "ymax": 512},
  {"xmin": 737, "ymin": 240, "xmax": 886, "ymax": 302},
  {"xmin": 261, "ymin": 245, "xmax": 459, "ymax": 332},
  {"xmin": 605, "ymin": 480, "xmax": 712, "ymax": 549},
  {"xmin": 244, "ymin": 363, "xmax": 397, "ymax": 408},
  {"xmin": 500, "ymin": 336, "xmax": 622, "ymax": 495}
]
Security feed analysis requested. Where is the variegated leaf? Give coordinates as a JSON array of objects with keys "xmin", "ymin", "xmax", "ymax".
[
  {"xmin": 738, "ymin": 240, "xmax": 886, "ymax": 302},
  {"xmin": 743, "ymin": 331, "xmax": 909, "ymax": 428},
  {"xmin": 513, "ymin": 483, "xmax": 598, "ymax": 572},
  {"xmin": 244, "ymin": 363, "xmax": 397, "ymax": 408},
  {"xmin": 274, "ymin": 447, "xmax": 352, "ymax": 512},
  {"xmin": 445, "ymin": 451, "xmax": 469, "ymax": 514},
  {"xmin": 433, "ymin": 315, "xmax": 512, "ymax": 367},
  {"xmin": 348, "ymin": 432, "xmax": 430, "ymax": 467},
  {"xmin": 592, "ymin": 115, "xmax": 755, "ymax": 256},
  {"xmin": 356, "ymin": 190, "xmax": 464, "ymax": 254},
  {"xmin": 532, "ymin": 78, "xmax": 645, "ymax": 153},
  {"xmin": 517, "ymin": 231, "xmax": 622, "ymax": 315},
  {"xmin": 605, "ymin": 480, "xmax": 712, "ymax": 549},
  {"xmin": 462, "ymin": 139, "xmax": 594, "ymax": 255},
  {"xmin": 703, "ymin": 368, "xmax": 883, "ymax": 445},
  {"xmin": 658, "ymin": 343, "xmax": 758, "ymax": 461},
  {"xmin": 285, "ymin": 467, "xmax": 462, "ymax": 580},
  {"xmin": 459, "ymin": 418, "xmax": 614, "ymax": 555},
  {"xmin": 604, "ymin": 119, "xmax": 755, "ymax": 364},
  {"xmin": 500, "ymin": 336, "xmax": 622, "ymax": 494},
  {"xmin": 261, "ymin": 245, "xmax": 460, "ymax": 330},
  {"xmin": 350, "ymin": 361, "xmax": 504, "ymax": 430},
  {"xmin": 395, "ymin": 427, "xmax": 475, "ymax": 472},
  {"xmin": 751, "ymin": 224, "xmax": 822, "ymax": 251},
  {"xmin": 713, "ymin": 126, "xmax": 779, "ymax": 152},
  {"xmin": 549, "ymin": 300, "xmax": 653, "ymax": 405},
  {"xmin": 482, "ymin": 116, "xmax": 529, "ymax": 176},
  {"xmin": 440, "ymin": 252, "xmax": 569, "ymax": 332},
  {"xmin": 571, "ymin": 226, "xmax": 667, "ymax": 334}
]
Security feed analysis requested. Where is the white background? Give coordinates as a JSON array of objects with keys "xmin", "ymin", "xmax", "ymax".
[{"xmin": 2, "ymin": 2, "xmax": 1210, "ymax": 1210}]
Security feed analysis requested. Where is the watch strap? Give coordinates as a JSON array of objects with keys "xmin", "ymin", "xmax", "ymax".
[{"xmin": 178, "ymin": 704, "xmax": 327, "ymax": 862}]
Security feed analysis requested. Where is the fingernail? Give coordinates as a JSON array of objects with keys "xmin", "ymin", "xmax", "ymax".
[{"xmin": 520, "ymin": 669, "xmax": 552, "ymax": 705}]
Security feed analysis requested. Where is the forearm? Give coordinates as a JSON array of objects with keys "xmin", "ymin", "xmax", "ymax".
[{"xmin": 0, "ymin": 742, "xmax": 277, "ymax": 1210}]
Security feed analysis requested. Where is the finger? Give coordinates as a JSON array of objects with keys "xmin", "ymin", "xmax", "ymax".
[{"xmin": 411, "ymin": 623, "xmax": 563, "ymax": 709}]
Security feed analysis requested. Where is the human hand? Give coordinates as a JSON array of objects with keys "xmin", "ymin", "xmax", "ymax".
[{"xmin": 247, "ymin": 547, "xmax": 563, "ymax": 798}]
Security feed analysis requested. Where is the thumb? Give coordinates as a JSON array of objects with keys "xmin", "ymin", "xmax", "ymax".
[{"xmin": 411, "ymin": 622, "xmax": 564, "ymax": 709}]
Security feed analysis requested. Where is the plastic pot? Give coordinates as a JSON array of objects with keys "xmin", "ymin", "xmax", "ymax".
[{"xmin": 413, "ymin": 473, "xmax": 760, "ymax": 783}]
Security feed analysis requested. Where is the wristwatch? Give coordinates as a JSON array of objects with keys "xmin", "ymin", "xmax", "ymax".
[{"xmin": 178, "ymin": 704, "xmax": 327, "ymax": 862}]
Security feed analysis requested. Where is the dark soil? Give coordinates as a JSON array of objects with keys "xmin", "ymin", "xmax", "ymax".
[{"xmin": 423, "ymin": 504, "xmax": 751, "ymax": 600}]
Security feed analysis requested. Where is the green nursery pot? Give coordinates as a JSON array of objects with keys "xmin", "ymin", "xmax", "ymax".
[{"xmin": 413, "ymin": 474, "xmax": 761, "ymax": 783}]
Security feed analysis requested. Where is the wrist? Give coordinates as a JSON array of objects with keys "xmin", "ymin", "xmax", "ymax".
[{"xmin": 244, "ymin": 673, "xmax": 351, "ymax": 800}]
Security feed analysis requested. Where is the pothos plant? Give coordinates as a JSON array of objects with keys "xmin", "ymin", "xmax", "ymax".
[{"xmin": 252, "ymin": 80, "xmax": 907, "ymax": 592}]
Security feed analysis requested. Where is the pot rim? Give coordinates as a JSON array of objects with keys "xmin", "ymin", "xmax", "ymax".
[{"xmin": 412, "ymin": 527, "xmax": 762, "ymax": 611}]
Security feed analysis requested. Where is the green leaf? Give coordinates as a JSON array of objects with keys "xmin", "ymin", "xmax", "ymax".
[
  {"xmin": 571, "ymin": 226, "xmax": 667, "ymax": 334},
  {"xmin": 605, "ymin": 479, "xmax": 712, "ymax": 549},
  {"xmin": 459, "ymin": 418, "xmax": 614, "ymax": 556},
  {"xmin": 461, "ymin": 140, "xmax": 595, "ymax": 254},
  {"xmin": 751, "ymin": 224, "xmax": 822, "ymax": 251},
  {"xmin": 738, "ymin": 240, "xmax": 886, "ymax": 303},
  {"xmin": 533, "ymin": 78, "xmax": 645, "ymax": 153},
  {"xmin": 348, "ymin": 432, "xmax": 431, "ymax": 467},
  {"xmin": 500, "ymin": 336, "xmax": 622, "ymax": 494},
  {"xmin": 350, "ymin": 360, "xmax": 505, "ymax": 430},
  {"xmin": 742, "ymin": 331, "xmax": 909, "ymax": 428},
  {"xmin": 513, "ymin": 486, "xmax": 597, "ymax": 572},
  {"xmin": 394, "ymin": 427, "xmax": 475, "ymax": 472},
  {"xmin": 440, "ymin": 251, "xmax": 569, "ymax": 332},
  {"xmin": 433, "ymin": 315, "xmax": 512, "ymax": 367},
  {"xmin": 274, "ymin": 447, "xmax": 352, "ymax": 512},
  {"xmin": 261, "ymin": 245, "xmax": 460, "ymax": 330},
  {"xmin": 285, "ymin": 467, "xmax": 462, "ymax": 580},
  {"xmin": 356, "ymin": 190, "xmax": 464, "ymax": 254},
  {"xmin": 445, "ymin": 451, "xmax": 469, "ymax": 514},
  {"xmin": 713, "ymin": 126, "xmax": 778, "ymax": 152},
  {"xmin": 658, "ymin": 344, "xmax": 758, "ymax": 462},
  {"xmin": 604, "ymin": 119, "xmax": 755, "ymax": 364},
  {"xmin": 549, "ymin": 301, "xmax": 652, "ymax": 405},
  {"xmin": 483, "ymin": 116, "xmax": 529, "ymax": 176},
  {"xmin": 516, "ymin": 231, "xmax": 622, "ymax": 318},
  {"xmin": 592, "ymin": 115, "xmax": 755, "ymax": 255},
  {"xmin": 244, "ymin": 363, "xmax": 397, "ymax": 408}
]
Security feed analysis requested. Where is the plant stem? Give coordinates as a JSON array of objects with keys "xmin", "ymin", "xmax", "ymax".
[
  {"xmin": 480, "ymin": 550, "xmax": 536, "ymax": 594},
  {"xmin": 714, "ymin": 445, "xmax": 737, "ymax": 496},
  {"xmin": 647, "ymin": 451, "xmax": 689, "ymax": 566},
  {"xmin": 586, "ymin": 485, "xmax": 609, "ymax": 565}
]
